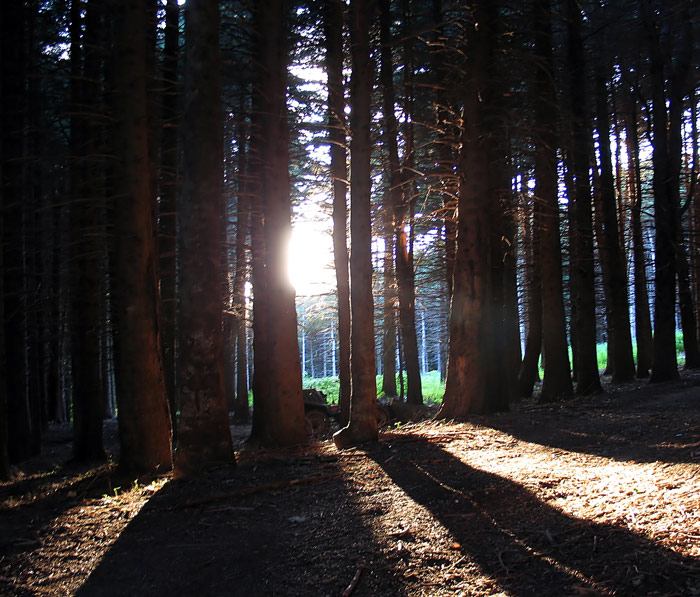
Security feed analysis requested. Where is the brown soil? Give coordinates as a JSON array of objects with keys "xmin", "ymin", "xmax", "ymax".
[{"xmin": 1, "ymin": 373, "xmax": 700, "ymax": 596}]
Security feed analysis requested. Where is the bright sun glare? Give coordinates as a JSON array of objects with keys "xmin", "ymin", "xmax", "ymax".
[{"xmin": 288, "ymin": 221, "xmax": 335, "ymax": 296}]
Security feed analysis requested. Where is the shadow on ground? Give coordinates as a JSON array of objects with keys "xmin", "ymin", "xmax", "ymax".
[
  {"xmin": 481, "ymin": 378, "xmax": 700, "ymax": 464},
  {"xmin": 370, "ymin": 432, "xmax": 700, "ymax": 596},
  {"xmin": 77, "ymin": 455, "xmax": 403, "ymax": 597}
]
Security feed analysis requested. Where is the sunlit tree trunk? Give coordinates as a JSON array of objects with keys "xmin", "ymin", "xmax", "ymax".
[
  {"xmin": 113, "ymin": 0, "xmax": 173, "ymax": 474},
  {"xmin": 534, "ymin": 0, "xmax": 573, "ymax": 402},
  {"xmin": 323, "ymin": 0, "xmax": 352, "ymax": 424},
  {"xmin": 334, "ymin": 0, "xmax": 378, "ymax": 448}
]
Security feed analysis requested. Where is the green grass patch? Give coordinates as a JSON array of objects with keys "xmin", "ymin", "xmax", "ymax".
[{"xmin": 302, "ymin": 371, "xmax": 446, "ymax": 405}]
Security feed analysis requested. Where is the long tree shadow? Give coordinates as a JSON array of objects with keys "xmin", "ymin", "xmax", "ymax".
[
  {"xmin": 371, "ymin": 433, "xmax": 699, "ymax": 596},
  {"xmin": 76, "ymin": 455, "xmax": 404, "ymax": 597},
  {"xmin": 479, "ymin": 385, "xmax": 700, "ymax": 464}
]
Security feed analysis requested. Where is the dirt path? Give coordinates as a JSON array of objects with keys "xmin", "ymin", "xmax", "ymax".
[{"xmin": 1, "ymin": 374, "xmax": 699, "ymax": 596}]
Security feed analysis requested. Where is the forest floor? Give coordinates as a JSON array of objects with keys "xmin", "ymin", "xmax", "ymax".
[{"xmin": 1, "ymin": 373, "xmax": 700, "ymax": 596}]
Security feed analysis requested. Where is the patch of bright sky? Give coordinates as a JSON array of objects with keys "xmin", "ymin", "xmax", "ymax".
[{"xmin": 288, "ymin": 199, "xmax": 335, "ymax": 297}]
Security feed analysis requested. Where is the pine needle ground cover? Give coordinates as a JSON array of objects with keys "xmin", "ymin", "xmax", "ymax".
[{"xmin": 1, "ymin": 373, "xmax": 699, "ymax": 596}]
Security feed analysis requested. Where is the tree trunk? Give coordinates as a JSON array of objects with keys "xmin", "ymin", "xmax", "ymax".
[
  {"xmin": 623, "ymin": 90, "xmax": 653, "ymax": 378},
  {"xmin": 378, "ymin": 0, "xmax": 422, "ymax": 406},
  {"xmin": 113, "ymin": 0, "xmax": 173, "ymax": 474},
  {"xmin": 323, "ymin": 0, "xmax": 351, "ymax": 424},
  {"xmin": 534, "ymin": 0, "xmax": 573, "ymax": 402},
  {"xmin": 70, "ymin": 0, "xmax": 106, "ymax": 461},
  {"xmin": 334, "ymin": 0, "xmax": 378, "ymax": 448},
  {"xmin": 249, "ymin": 0, "xmax": 307, "ymax": 448},
  {"xmin": 0, "ymin": 0, "xmax": 9, "ymax": 478},
  {"xmin": 232, "ymin": 118, "xmax": 250, "ymax": 423},
  {"xmin": 565, "ymin": 0, "xmax": 602, "ymax": 395},
  {"xmin": 381, "ymin": 199, "xmax": 398, "ymax": 397},
  {"xmin": 158, "ymin": 0, "xmax": 180, "ymax": 440},
  {"xmin": 595, "ymin": 73, "xmax": 636, "ymax": 383},
  {"xmin": 438, "ymin": 0, "xmax": 498, "ymax": 418},
  {"xmin": 690, "ymin": 98, "xmax": 700, "ymax": 347},
  {"xmin": 667, "ymin": 12, "xmax": 699, "ymax": 369},
  {"xmin": 647, "ymin": 9, "xmax": 679, "ymax": 382},
  {"xmin": 2, "ymin": 1, "xmax": 38, "ymax": 464},
  {"xmin": 518, "ymin": 190, "xmax": 543, "ymax": 398},
  {"xmin": 175, "ymin": 0, "xmax": 235, "ymax": 473}
]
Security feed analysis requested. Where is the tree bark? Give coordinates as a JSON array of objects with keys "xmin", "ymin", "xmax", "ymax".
[
  {"xmin": 158, "ymin": 0, "xmax": 180, "ymax": 440},
  {"xmin": 565, "ymin": 0, "xmax": 602, "ymax": 395},
  {"xmin": 534, "ymin": 0, "xmax": 573, "ymax": 402},
  {"xmin": 381, "ymin": 199, "xmax": 398, "ymax": 397},
  {"xmin": 667, "ymin": 11, "xmax": 699, "ymax": 369},
  {"xmin": 647, "ymin": 8, "xmax": 679, "ymax": 382},
  {"xmin": 70, "ymin": 0, "xmax": 106, "ymax": 461},
  {"xmin": 378, "ymin": 0, "xmax": 422, "ymax": 406},
  {"xmin": 334, "ymin": 0, "xmax": 378, "ymax": 448},
  {"xmin": 622, "ymin": 89, "xmax": 653, "ymax": 378},
  {"xmin": 232, "ymin": 119, "xmax": 250, "ymax": 423},
  {"xmin": 2, "ymin": 1, "xmax": 39, "ymax": 464},
  {"xmin": 113, "ymin": 0, "xmax": 173, "ymax": 474},
  {"xmin": 594, "ymin": 72, "xmax": 636, "ymax": 383},
  {"xmin": 248, "ymin": 0, "xmax": 307, "ymax": 448},
  {"xmin": 175, "ymin": 0, "xmax": 235, "ymax": 473},
  {"xmin": 323, "ymin": 0, "xmax": 352, "ymax": 424},
  {"xmin": 518, "ymin": 188, "xmax": 542, "ymax": 398},
  {"xmin": 438, "ymin": 0, "xmax": 498, "ymax": 418}
]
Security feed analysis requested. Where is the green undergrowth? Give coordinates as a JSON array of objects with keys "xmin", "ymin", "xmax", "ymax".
[
  {"xmin": 302, "ymin": 331, "xmax": 689, "ymax": 406},
  {"xmin": 302, "ymin": 370, "xmax": 446, "ymax": 405}
]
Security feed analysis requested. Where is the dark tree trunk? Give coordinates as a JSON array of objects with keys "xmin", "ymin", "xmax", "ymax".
[
  {"xmin": 647, "ymin": 9, "xmax": 679, "ymax": 382},
  {"xmin": 70, "ymin": 0, "xmax": 106, "ymax": 461},
  {"xmin": 595, "ymin": 73, "xmax": 636, "ymax": 383},
  {"xmin": 690, "ymin": 98, "xmax": 700, "ymax": 347},
  {"xmin": 176, "ymin": 0, "xmax": 235, "ymax": 472},
  {"xmin": 378, "ymin": 0, "xmax": 422, "ymax": 406},
  {"xmin": 323, "ymin": 0, "xmax": 351, "ymax": 424},
  {"xmin": 112, "ymin": 0, "xmax": 173, "ymax": 474},
  {"xmin": 248, "ymin": 0, "xmax": 307, "ymax": 448},
  {"xmin": 534, "ymin": 0, "xmax": 573, "ymax": 402},
  {"xmin": 438, "ymin": 0, "xmax": 499, "ymax": 418},
  {"xmin": 518, "ymin": 193, "xmax": 542, "ymax": 398},
  {"xmin": 334, "ymin": 0, "xmax": 378, "ymax": 448},
  {"xmin": 565, "ymin": 0, "xmax": 601, "ymax": 395},
  {"xmin": 667, "ymin": 13, "xmax": 699, "ymax": 369},
  {"xmin": 0, "ymin": 0, "xmax": 9, "ymax": 478},
  {"xmin": 2, "ymin": 1, "xmax": 37, "ymax": 464},
  {"xmin": 623, "ymin": 91, "xmax": 653, "ymax": 378},
  {"xmin": 232, "ymin": 119, "xmax": 250, "ymax": 423},
  {"xmin": 158, "ymin": 0, "xmax": 180, "ymax": 440},
  {"xmin": 381, "ymin": 199, "xmax": 398, "ymax": 398}
]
